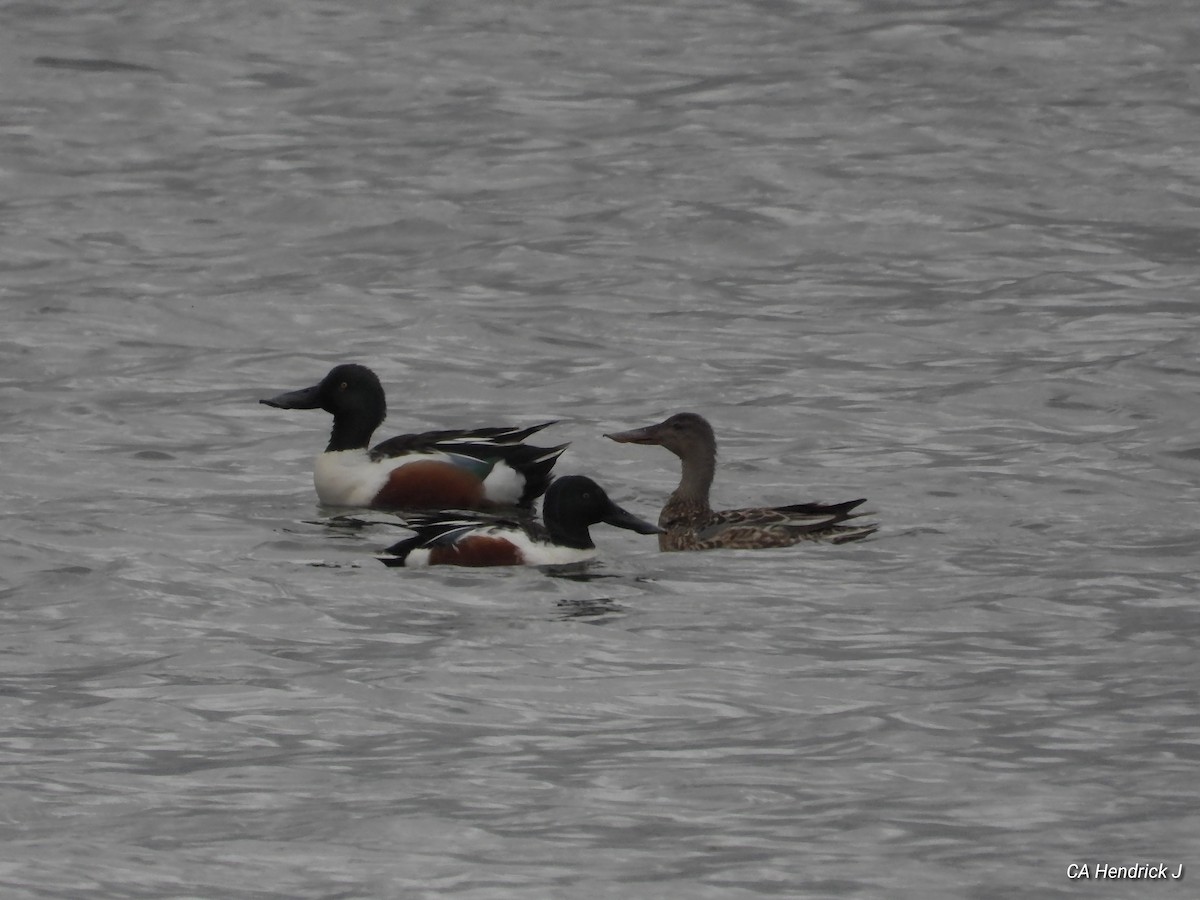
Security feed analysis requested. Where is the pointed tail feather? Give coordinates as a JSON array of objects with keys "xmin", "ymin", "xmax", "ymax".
[
  {"xmin": 426, "ymin": 421, "xmax": 560, "ymax": 446},
  {"xmin": 827, "ymin": 523, "xmax": 879, "ymax": 544},
  {"xmin": 507, "ymin": 443, "xmax": 570, "ymax": 506},
  {"xmin": 776, "ymin": 498, "xmax": 875, "ymax": 538},
  {"xmin": 774, "ymin": 498, "xmax": 867, "ymax": 518},
  {"xmin": 370, "ymin": 422, "xmax": 560, "ymax": 458}
]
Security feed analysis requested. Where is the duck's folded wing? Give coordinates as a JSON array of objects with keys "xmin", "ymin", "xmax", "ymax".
[
  {"xmin": 693, "ymin": 501, "xmax": 876, "ymax": 547},
  {"xmin": 369, "ymin": 422, "xmax": 559, "ymax": 458}
]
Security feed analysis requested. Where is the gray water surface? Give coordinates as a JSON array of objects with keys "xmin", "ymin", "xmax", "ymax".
[{"xmin": 3, "ymin": 1, "xmax": 1199, "ymax": 897}]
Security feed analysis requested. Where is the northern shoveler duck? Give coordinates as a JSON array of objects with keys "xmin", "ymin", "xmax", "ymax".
[
  {"xmin": 379, "ymin": 475, "xmax": 660, "ymax": 567},
  {"xmin": 261, "ymin": 364, "xmax": 567, "ymax": 511},
  {"xmin": 605, "ymin": 412, "xmax": 877, "ymax": 551}
]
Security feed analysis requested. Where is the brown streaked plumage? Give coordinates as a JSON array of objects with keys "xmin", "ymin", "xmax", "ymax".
[{"xmin": 605, "ymin": 412, "xmax": 877, "ymax": 551}]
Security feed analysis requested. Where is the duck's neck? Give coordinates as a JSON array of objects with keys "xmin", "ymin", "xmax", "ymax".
[
  {"xmin": 545, "ymin": 517, "xmax": 596, "ymax": 550},
  {"xmin": 665, "ymin": 452, "xmax": 715, "ymax": 520},
  {"xmin": 326, "ymin": 413, "xmax": 380, "ymax": 453}
]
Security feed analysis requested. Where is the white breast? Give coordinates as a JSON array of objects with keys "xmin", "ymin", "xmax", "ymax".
[
  {"xmin": 481, "ymin": 464, "xmax": 524, "ymax": 505},
  {"xmin": 500, "ymin": 530, "xmax": 596, "ymax": 566},
  {"xmin": 312, "ymin": 450, "xmax": 392, "ymax": 507}
]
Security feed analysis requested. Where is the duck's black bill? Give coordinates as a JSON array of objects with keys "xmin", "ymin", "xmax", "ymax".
[
  {"xmin": 602, "ymin": 502, "xmax": 662, "ymax": 535},
  {"xmin": 260, "ymin": 384, "xmax": 322, "ymax": 409}
]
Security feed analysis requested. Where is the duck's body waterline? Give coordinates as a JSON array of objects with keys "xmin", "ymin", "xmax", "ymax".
[
  {"xmin": 262, "ymin": 364, "xmax": 566, "ymax": 511},
  {"xmin": 606, "ymin": 412, "xmax": 877, "ymax": 551},
  {"xmin": 397, "ymin": 526, "xmax": 599, "ymax": 568},
  {"xmin": 311, "ymin": 449, "xmax": 527, "ymax": 508},
  {"xmin": 381, "ymin": 475, "xmax": 661, "ymax": 568}
]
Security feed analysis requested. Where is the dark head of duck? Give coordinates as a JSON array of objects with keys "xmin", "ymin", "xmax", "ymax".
[
  {"xmin": 541, "ymin": 475, "xmax": 661, "ymax": 549},
  {"xmin": 261, "ymin": 364, "xmax": 386, "ymax": 451}
]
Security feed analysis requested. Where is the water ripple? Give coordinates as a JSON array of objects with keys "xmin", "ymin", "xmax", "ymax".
[{"xmin": 2, "ymin": 0, "xmax": 1199, "ymax": 896}]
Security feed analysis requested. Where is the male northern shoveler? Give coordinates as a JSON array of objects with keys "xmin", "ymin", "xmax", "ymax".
[
  {"xmin": 379, "ymin": 475, "xmax": 660, "ymax": 567},
  {"xmin": 605, "ymin": 412, "xmax": 877, "ymax": 551},
  {"xmin": 261, "ymin": 364, "xmax": 567, "ymax": 511}
]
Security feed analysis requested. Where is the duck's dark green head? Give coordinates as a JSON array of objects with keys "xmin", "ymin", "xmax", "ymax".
[
  {"xmin": 542, "ymin": 475, "xmax": 660, "ymax": 548},
  {"xmin": 261, "ymin": 363, "xmax": 386, "ymax": 451}
]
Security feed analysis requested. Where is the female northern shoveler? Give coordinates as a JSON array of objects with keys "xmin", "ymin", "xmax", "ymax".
[
  {"xmin": 261, "ymin": 364, "xmax": 567, "ymax": 511},
  {"xmin": 379, "ymin": 475, "xmax": 660, "ymax": 567},
  {"xmin": 605, "ymin": 412, "xmax": 877, "ymax": 551}
]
